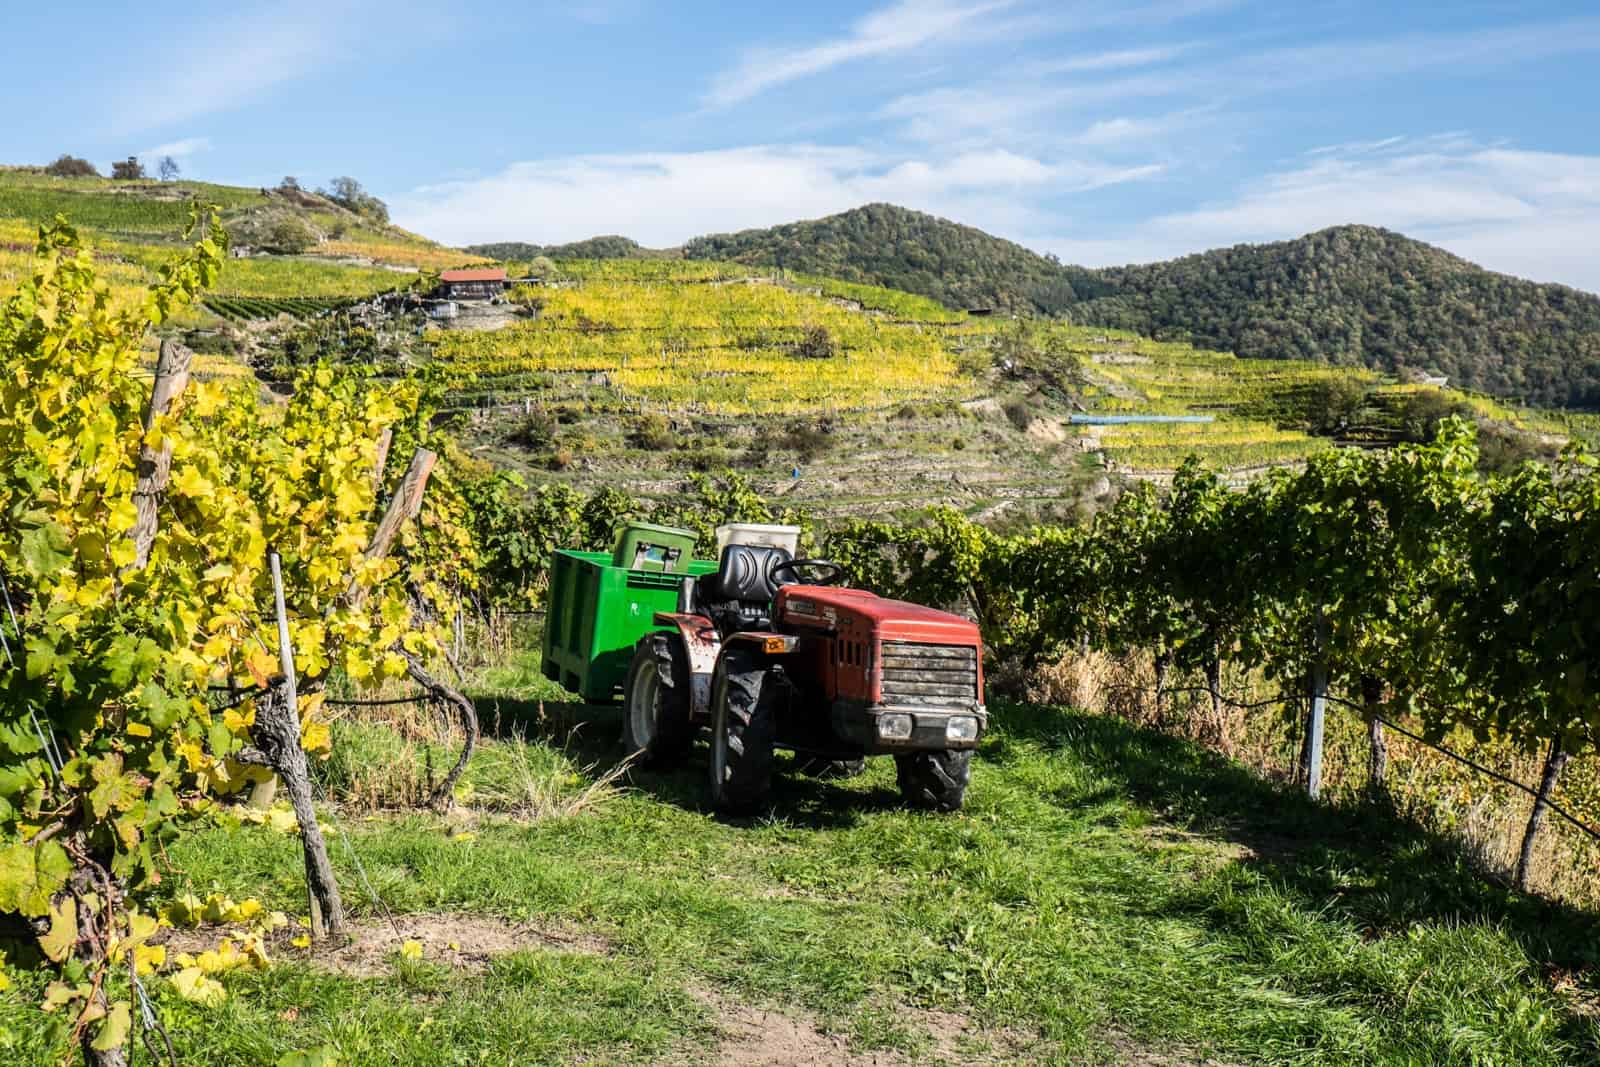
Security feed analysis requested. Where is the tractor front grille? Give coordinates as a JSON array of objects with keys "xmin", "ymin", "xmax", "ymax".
[{"xmin": 879, "ymin": 641, "xmax": 979, "ymax": 709}]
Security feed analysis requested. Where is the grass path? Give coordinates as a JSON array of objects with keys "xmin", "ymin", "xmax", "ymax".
[{"xmin": 5, "ymin": 684, "xmax": 1596, "ymax": 1064}]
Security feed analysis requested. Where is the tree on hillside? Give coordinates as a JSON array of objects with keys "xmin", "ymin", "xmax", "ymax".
[
  {"xmin": 110, "ymin": 155, "xmax": 146, "ymax": 180},
  {"xmin": 266, "ymin": 215, "xmax": 318, "ymax": 254},
  {"xmin": 158, "ymin": 155, "xmax": 181, "ymax": 181},
  {"xmin": 322, "ymin": 175, "xmax": 390, "ymax": 224},
  {"xmin": 44, "ymin": 154, "xmax": 98, "ymax": 177}
]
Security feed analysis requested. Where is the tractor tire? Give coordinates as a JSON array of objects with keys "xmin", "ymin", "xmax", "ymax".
[
  {"xmin": 895, "ymin": 750, "xmax": 972, "ymax": 812},
  {"xmin": 621, "ymin": 636, "xmax": 694, "ymax": 768},
  {"xmin": 794, "ymin": 756, "xmax": 867, "ymax": 780},
  {"xmin": 709, "ymin": 648, "xmax": 777, "ymax": 814}
]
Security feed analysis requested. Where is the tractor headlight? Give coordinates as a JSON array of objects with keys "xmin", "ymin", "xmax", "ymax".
[
  {"xmin": 945, "ymin": 716, "xmax": 979, "ymax": 742},
  {"xmin": 877, "ymin": 713, "xmax": 914, "ymax": 740}
]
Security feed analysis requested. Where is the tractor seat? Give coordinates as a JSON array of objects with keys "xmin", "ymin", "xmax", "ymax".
[{"xmin": 695, "ymin": 544, "xmax": 795, "ymax": 633}]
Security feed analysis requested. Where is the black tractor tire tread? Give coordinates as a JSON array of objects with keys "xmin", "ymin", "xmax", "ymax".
[
  {"xmin": 712, "ymin": 649, "xmax": 777, "ymax": 814},
  {"xmin": 794, "ymin": 756, "xmax": 867, "ymax": 780},
  {"xmin": 895, "ymin": 750, "xmax": 972, "ymax": 811},
  {"xmin": 622, "ymin": 637, "xmax": 694, "ymax": 767}
]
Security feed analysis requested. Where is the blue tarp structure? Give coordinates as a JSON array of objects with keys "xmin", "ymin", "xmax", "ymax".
[{"xmin": 1068, "ymin": 414, "xmax": 1216, "ymax": 425}]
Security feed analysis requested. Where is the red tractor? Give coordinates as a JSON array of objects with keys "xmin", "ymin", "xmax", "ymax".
[{"xmin": 621, "ymin": 544, "xmax": 986, "ymax": 813}]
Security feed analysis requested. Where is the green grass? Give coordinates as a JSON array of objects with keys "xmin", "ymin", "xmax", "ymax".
[
  {"xmin": 5, "ymin": 653, "xmax": 1594, "ymax": 1066},
  {"xmin": 0, "ymin": 171, "xmax": 265, "ymax": 232}
]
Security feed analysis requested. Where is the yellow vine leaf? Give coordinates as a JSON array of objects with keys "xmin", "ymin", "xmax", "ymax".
[
  {"xmin": 301, "ymin": 720, "xmax": 332, "ymax": 756},
  {"xmin": 134, "ymin": 944, "xmax": 166, "ymax": 976},
  {"xmin": 91, "ymin": 1002, "xmax": 131, "ymax": 1052},
  {"xmin": 39, "ymin": 898, "xmax": 78, "ymax": 963},
  {"xmin": 169, "ymin": 967, "xmax": 226, "ymax": 1007}
]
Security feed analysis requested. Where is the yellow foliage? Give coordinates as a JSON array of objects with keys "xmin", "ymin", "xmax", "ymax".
[{"xmin": 169, "ymin": 967, "xmax": 226, "ymax": 1007}]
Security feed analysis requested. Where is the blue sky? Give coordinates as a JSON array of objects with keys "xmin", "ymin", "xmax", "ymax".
[{"xmin": 5, "ymin": 1, "xmax": 1599, "ymax": 290}]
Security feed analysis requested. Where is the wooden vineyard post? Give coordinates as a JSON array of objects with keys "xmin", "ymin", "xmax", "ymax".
[
  {"xmin": 1306, "ymin": 608, "xmax": 1328, "ymax": 800},
  {"xmin": 1362, "ymin": 674, "xmax": 1387, "ymax": 796},
  {"xmin": 345, "ymin": 448, "xmax": 436, "ymax": 610},
  {"xmin": 246, "ymin": 552, "xmax": 346, "ymax": 940},
  {"xmin": 371, "ymin": 427, "xmax": 393, "ymax": 495},
  {"xmin": 1516, "ymin": 739, "xmax": 1571, "ymax": 892},
  {"xmin": 130, "ymin": 338, "xmax": 192, "ymax": 569}
]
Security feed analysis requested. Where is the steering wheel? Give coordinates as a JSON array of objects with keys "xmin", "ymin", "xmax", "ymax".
[{"xmin": 771, "ymin": 558, "xmax": 848, "ymax": 587}]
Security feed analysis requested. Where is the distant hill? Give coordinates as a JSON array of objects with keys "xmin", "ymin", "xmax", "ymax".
[
  {"xmin": 1075, "ymin": 226, "xmax": 1600, "ymax": 408},
  {"xmin": 464, "ymin": 235, "xmax": 675, "ymax": 261},
  {"xmin": 670, "ymin": 205, "xmax": 1600, "ymax": 408},
  {"xmin": 683, "ymin": 203, "xmax": 1107, "ymax": 314}
]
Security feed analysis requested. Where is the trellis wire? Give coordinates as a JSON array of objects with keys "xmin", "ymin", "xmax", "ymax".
[
  {"xmin": 1117, "ymin": 678, "xmax": 1600, "ymax": 846},
  {"xmin": 324, "ymin": 694, "xmax": 432, "ymax": 709},
  {"xmin": 307, "ymin": 774, "xmax": 405, "ymax": 940},
  {"xmin": 0, "ymin": 567, "xmax": 64, "ymax": 776}
]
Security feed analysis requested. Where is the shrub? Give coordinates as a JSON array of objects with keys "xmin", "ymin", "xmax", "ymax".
[
  {"xmin": 508, "ymin": 411, "xmax": 558, "ymax": 450},
  {"xmin": 44, "ymin": 154, "xmax": 98, "ymax": 178},
  {"xmin": 1398, "ymin": 389, "xmax": 1472, "ymax": 444},
  {"xmin": 110, "ymin": 155, "xmax": 146, "ymax": 180},
  {"xmin": 1306, "ymin": 377, "xmax": 1370, "ymax": 435},
  {"xmin": 796, "ymin": 323, "xmax": 836, "ymax": 359},
  {"xmin": 780, "ymin": 419, "xmax": 833, "ymax": 459},
  {"xmin": 1004, "ymin": 397, "xmax": 1038, "ymax": 431},
  {"xmin": 323, "ymin": 176, "xmax": 390, "ymax": 223},
  {"xmin": 265, "ymin": 215, "xmax": 318, "ymax": 255},
  {"xmin": 629, "ymin": 413, "xmax": 675, "ymax": 451}
]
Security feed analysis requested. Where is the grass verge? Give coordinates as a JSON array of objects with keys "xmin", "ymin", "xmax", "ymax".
[{"xmin": 4, "ymin": 693, "xmax": 1596, "ymax": 1064}]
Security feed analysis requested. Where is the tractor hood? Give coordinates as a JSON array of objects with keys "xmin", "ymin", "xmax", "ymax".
[{"xmin": 776, "ymin": 586, "xmax": 981, "ymax": 644}]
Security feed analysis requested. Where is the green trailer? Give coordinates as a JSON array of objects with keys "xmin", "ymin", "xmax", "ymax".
[{"xmin": 541, "ymin": 544, "xmax": 716, "ymax": 703}]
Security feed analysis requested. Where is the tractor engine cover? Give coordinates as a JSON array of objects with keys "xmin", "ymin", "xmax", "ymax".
[{"xmin": 773, "ymin": 586, "xmax": 986, "ymax": 752}]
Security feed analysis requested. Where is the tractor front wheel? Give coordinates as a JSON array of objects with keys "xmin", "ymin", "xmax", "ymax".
[
  {"xmin": 794, "ymin": 756, "xmax": 866, "ymax": 779},
  {"xmin": 709, "ymin": 649, "xmax": 777, "ymax": 814},
  {"xmin": 895, "ymin": 750, "xmax": 972, "ymax": 811},
  {"xmin": 622, "ymin": 637, "xmax": 693, "ymax": 767}
]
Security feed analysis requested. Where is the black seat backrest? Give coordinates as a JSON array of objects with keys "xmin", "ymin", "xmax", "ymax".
[{"xmin": 697, "ymin": 544, "xmax": 794, "ymax": 607}]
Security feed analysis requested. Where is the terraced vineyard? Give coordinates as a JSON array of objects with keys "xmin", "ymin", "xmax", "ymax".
[
  {"xmin": 436, "ymin": 275, "xmax": 978, "ymax": 415},
  {"xmin": 3, "ymin": 168, "xmax": 1580, "ymax": 513},
  {"xmin": 205, "ymin": 295, "xmax": 354, "ymax": 322}
]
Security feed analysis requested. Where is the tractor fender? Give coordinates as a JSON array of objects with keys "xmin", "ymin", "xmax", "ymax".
[
  {"xmin": 723, "ymin": 632, "xmax": 801, "ymax": 655},
  {"xmin": 652, "ymin": 612, "xmax": 720, "ymax": 722}
]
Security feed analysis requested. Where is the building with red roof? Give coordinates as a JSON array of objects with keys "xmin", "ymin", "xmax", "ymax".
[{"xmin": 437, "ymin": 267, "xmax": 508, "ymax": 301}]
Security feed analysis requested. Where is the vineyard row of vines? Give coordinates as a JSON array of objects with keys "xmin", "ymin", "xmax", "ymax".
[{"xmin": 0, "ymin": 217, "xmax": 478, "ymax": 1064}]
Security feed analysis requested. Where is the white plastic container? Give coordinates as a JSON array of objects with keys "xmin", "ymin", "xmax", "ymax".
[{"xmin": 714, "ymin": 523, "xmax": 801, "ymax": 557}]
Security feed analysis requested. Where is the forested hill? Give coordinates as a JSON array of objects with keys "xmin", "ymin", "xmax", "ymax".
[
  {"xmin": 683, "ymin": 202, "xmax": 1108, "ymax": 314},
  {"xmin": 1076, "ymin": 226, "xmax": 1600, "ymax": 408},
  {"xmin": 464, "ymin": 235, "xmax": 674, "ymax": 261},
  {"xmin": 673, "ymin": 205, "xmax": 1600, "ymax": 408}
]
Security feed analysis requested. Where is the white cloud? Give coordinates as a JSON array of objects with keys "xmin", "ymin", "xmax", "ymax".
[
  {"xmin": 1042, "ymin": 138, "xmax": 1600, "ymax": 292},
  {"xmin": 1029, "ymin": 44, "xmax": 1194, "ymax": 76},
  {"xmin": 1072, "ymin": 114, "xmax": 1185, "ymax": 147},
  {"xmin": 107, "ymin": 2, "xmax": 374, "ymax": 135},
  {"xmin": 705, "ymin": 0, "xmax": 1017, "ymax": 108},
  {"xmin": 136, "ymin": 137, "xmax": 211, "ymax": 163},
  {"xmin": 390, "ymin": 144, "xmax": 1161, "ymax": 248},
  {"xmin": 885, "ymin": 16, "xmax": 1600, "ymax": 143}
]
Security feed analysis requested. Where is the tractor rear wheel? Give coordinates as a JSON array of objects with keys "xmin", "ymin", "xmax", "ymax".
[
  {"xmin": 709, "ymin": 648, "xmax": 777, "ymax": 814},
  {"xmin": 895, "ymin": 750, "xmax": 972, "ymax": 811},
  {"xmin": 622, "ymin": 637, "xmax": 693, "ymax": 767},
  {"xmin": 794, "ymin": 756, "xmax": 866, "ymax": 779}
]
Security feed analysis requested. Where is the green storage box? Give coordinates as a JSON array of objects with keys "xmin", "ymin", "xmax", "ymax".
[
  {"xmin": 611, "ymin": 521, "xmax": 698, "ymax": 572},
  {"xmin": 541, "ymin": 549, "xmax": 717, "ymax": 702}
]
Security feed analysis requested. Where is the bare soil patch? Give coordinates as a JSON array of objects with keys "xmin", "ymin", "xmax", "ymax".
[
  {"xmin": 680, "ymin": 988, "xmax": 1042, "ymax": 1066},
  {"xmin": 160, "ymin": 912, "xmax": 611, "ymax": 978},
  {"xmin": 1102, "ymin": 1028, "xmax": 1239, "ymax": 1066}
]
